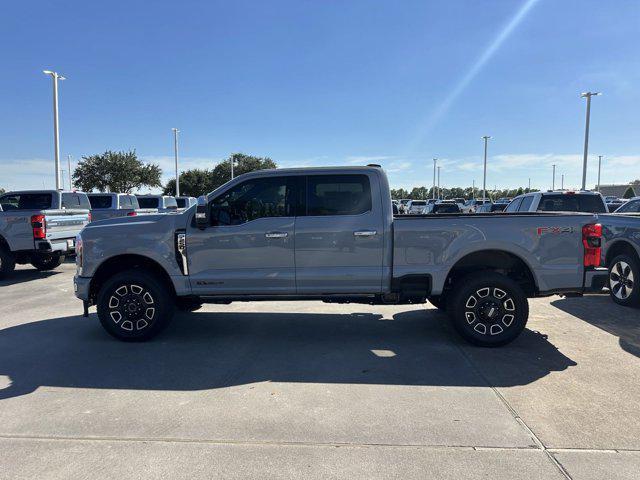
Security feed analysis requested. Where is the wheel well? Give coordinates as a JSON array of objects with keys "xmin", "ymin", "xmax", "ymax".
[
  {"xmin": 0, "ymin": 235, "xmax": 9, "ymax": 251},
  {"xmin": 606, "ymin": 241, "xmax": 640, "ymax": 267},
  {"xmin": 443, "ymin": 250, "xmax": 536, "ymax": 296},
  {"xmin": 89, "ymin": 254, "xmax": 176, "ymax": 303}
]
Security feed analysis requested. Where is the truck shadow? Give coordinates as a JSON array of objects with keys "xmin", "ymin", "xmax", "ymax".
[
  {"xmin": 0, "ymin": 309, "xmax": 575, "ymax": 399},
  {"xmin": 551, "ymin": 296, "xmax": 640, "ymax": 358},
  {"xmin": 0, "ymin": 269, "xmax": 61, "ymax": 287}
]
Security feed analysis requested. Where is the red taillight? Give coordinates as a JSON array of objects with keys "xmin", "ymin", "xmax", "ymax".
[
  {"xmin": 127, "ymin": 211, "xmax": 137, "ymax": 216},
  {"xmin": 31, "ymin": 214, "xmax": 47, "ymax": 239},
  {"xmin": 582, "ymin": 223, "xmax": 602, "ymax": 267}
]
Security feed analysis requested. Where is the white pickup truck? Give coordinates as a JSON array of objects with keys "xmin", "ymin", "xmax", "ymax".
[{"xmin": 0, "ymin": 190, "xmax": 91, "ymax": 278}]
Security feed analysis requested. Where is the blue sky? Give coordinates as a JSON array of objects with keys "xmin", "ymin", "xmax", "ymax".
[{"xmin": 1, "ymin": 0, "xmax": 639, "ymax": 192}]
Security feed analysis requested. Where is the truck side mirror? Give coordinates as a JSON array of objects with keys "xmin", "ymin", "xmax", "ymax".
[{"xmin": 195, "ymin": 196, "xmax": 209, "ymax": 230}]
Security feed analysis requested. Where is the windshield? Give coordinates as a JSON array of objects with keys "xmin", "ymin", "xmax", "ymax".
[
  {"xmin": 537, "ymin": 194, "xmax": 606, "ymax": 213},
  {"xmin": 175, "ymin": 198, "xmax": 187, "ymax": 208},
  {"xmin": 0, "ymin": 193, "xmax": 53, "ymax": 210},
  {"xmin": 434, "ymin": 204, "xmax": 460, "ymax": 213}
]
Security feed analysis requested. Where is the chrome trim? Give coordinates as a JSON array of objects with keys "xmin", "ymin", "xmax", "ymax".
[{"xmin": 176, "ymin": 232, "xmax": 188, "ymax": 275}]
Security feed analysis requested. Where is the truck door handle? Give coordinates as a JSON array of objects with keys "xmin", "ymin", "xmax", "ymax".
[
  {"xmin": 265, "ymin": 232, "xmax": 288, "ymax": 238},
  {"xmin": 353, "ymin": 230, "xmax": 377, "ymax": 237}
]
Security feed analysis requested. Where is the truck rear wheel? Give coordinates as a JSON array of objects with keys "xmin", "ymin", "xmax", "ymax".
[
  {"xmin": 608, "ymin": 254, "xmax": 640, "ymax": 307},
  {"xmin": 447, "ymin": 272, "xmax": 529, "ymax": 347},
  {"xmin": 0, "ymin": 246, "xmax": 16, "ymax": 279},
  {"xmin": 97, "ymin": 269, "xmax": 175, "ymax": 341},
  {"xmin": 31, "ymin": 253, "xmax": 64, "ymax": 271}
]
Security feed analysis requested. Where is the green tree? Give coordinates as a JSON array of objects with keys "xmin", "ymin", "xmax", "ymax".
[
  {"xmin": 0, "ymin": 187, "xmax": 5, "ymax": 195},
  {"xmin": 623, "ymin": 186, "xmax": 636, "ymax": 199},
  {"xmin": 163, "ymin": 153, "xmax": 277, "ymax": 197},
  {"xmin": 73, "ymin": 150, "xmax": 162, "ymax": 193}
]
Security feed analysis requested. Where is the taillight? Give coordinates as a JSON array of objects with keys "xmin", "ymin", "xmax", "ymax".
[
  {"xmin": 127, "ymin": 211, "xmax": 137, "ymax": 216},
  {"xmin": 31, "ymin": 214, "xmax": 47, "ymax": 239},
  {"xmin": 582, "ymin": 223, "xmax": 602, "ymax": 267}
]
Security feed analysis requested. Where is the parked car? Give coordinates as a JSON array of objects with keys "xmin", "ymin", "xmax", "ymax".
[
  {"xmin": 461, "ymin": 199, "xmax": 490, "ymax": 213},
  {"xmin": 599, "ymin": 214, "xmax": 640, "ymax": 307},
  {"xmin": 425, "ymin": 202, "xmax": 461, "ymax": 214},
  {"xmin": 605, "ymin": 197, "xmax": 626, "ymax": 212},
  {"xmin": 614, "ymin": 197, "xmax": 640, "ymax": 214},
  {"xmin": 175, "ymin": 196, "xmax": 197, "ymax": 211},
  {"xmin": 0, "ymin": 190, "xmax": 91, "ymax": 278},
  {"xmin": 476, "ymin": 202, "xmax": 508, "ymax": 213},
  {"xmin": 398, "ymin": 199, "xmax": 411, "ymax": 214},
  {"xmin": 75, "ymin": 166, "xmax": 607, "ymax": 347},
  {"xmin": 407, "ymin": 200, "xmax": 428, "ymax": 214},
  {"xmin": 136, "ymin": 195, "xmax": 179, "ymax": 213},
  {"xmin": 505, "ymin": 191, "xmax": 607, "ymax": 214},
  {"xmin": 88, "ymin": 193, "xmax": 158, "ymax": 221}
]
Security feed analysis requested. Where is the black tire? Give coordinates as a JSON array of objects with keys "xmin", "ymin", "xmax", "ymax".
[
  {"xmin": 428, "ymin": 295, "xmax": 447, "ymax": 311},
  {"xmin": 31, "ymin": 253, "xmax": 65, "ymax": 271},
  {"xmin": 0, "ymin": 246, "xmax": 16, "ymax": 279},
  {"xmin": 608, "ymin": 254, "xmax": 640, "ymax": 308},
  {"xmin": 447, "ymin": 272, "xmax": 529, "ymax": 347},
  {"xmin": 97, "ymin": 269, "xmax": 175, "ymax": 341}
]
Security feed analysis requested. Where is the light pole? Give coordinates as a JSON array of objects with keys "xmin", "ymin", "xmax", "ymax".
[
  {"xmin": 172, "ymin": 128, "xmax": 180, "ymax": 196},
  {"xmin": 597, "ymin": 155, "xmax": 602, "ymax": 192},
  {"xmin": 67, "ymin": 155, "xmax": 72, "ymax": 190},
  {"xmin": 231, "ymin": 156, "xmax": 235, "ymax": 179},
  {"xmin": 580, "ymin": 91, "xmax": 601, "ymax": 191},
  {"xmin": 437, "ymin": 166, "xmax": 441, "ymax": 200},
  {"xmin": 482, "ymin": 136, "xmax": 491, "ymax": 201},
  {"xmin": 43, "ymin": 70, "xmax": 66, "ymax": 190},
  {"xmin": 561, "ymin": 174, "xmax": 564, "ymax": 190},
  {"xmin": 432, "ymin": 158, "xmax": 437, "ymax": 200},
  {"xmin": 472, "ymin": 179, "xmax": 475, "ymax": 199},
  {"xmin": 552, "ymin": 164, "xmax": 556, "ymax": 190},
  {"xmin": 528, "ymin": 177, "xmax": 531, "ymax": 191}
]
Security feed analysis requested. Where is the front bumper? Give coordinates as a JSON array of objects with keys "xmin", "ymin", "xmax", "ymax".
[
  {"xmin": 74, "ymin": 275, "xmax": 91, "ymax": 301},
  {"xmin": 584, "ymin": 267, "xmax": 609, "ymax": 292}
]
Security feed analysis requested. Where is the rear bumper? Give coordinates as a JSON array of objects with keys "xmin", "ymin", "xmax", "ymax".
[
  {"xmin": 36, "ymin": 238, "xmax": 76, "ymax": 254},
  {"xmin": 584, "ymin": 267, "xmax": 609, "ymax": 292}
]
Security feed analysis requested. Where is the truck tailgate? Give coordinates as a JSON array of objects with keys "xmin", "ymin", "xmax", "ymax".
[{"xmin": 44, "ymin": 210, "xmax": 90, "ymax": 241}]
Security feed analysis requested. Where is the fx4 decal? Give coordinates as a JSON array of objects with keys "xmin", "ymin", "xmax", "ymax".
[{"xmin": 537, "ymin": 226, "xmax": 575, "ymax": 235}]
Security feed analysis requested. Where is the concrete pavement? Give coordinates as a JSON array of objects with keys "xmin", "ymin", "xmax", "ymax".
[{"xmin": 0, "ymin": 262, "xmax": 639, "ymax": 479}]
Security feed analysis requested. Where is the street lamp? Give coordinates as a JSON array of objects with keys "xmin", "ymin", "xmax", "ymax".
[
  {"xmin": 67, "ymin": 155, "xmax": 72, "ymax": 190},
  {"xmin": 43, "ymin": 70, "xmax": 66, "ymax": 190},
  {"xmin": 580, "ymin": 91, "xmax": 601, "ymax": 191},
  {"xmin": 482, "ymin": 136, "xmax": 491, "ymax": 201},
  {"xmin": 597, "ymin": 155, "xmax": 603, "ymax": 192},
  {"xmin": 432, "ymin": 158, "xmax": 437, "ymax": 200},
  {"xmin": 172, "ymin": 128, "xmax": 180, "ymax": 196},
  {"xmin": 437, "ymin": 166, "xmax": 441, "ymax": 200},
  {"xmin": 561, "ymin": 174, "xmax": 564, "ymax": 190},
  {"xmin": 552, "ymin": 164, "xmax": 556, "ymax": 190}
]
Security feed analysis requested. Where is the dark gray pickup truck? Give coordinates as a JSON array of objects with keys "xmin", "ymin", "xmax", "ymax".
[
  {"xmin": 74, "ymin": 166, "xmax": 608, "ymax": 346},
  {"xmin": 0, "ymin": 190, "xmax": 91, "ymax": 278}
]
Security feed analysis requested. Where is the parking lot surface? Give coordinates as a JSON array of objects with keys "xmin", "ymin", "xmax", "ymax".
[{"xmin": 1, "ymin": 261, "xmax": 639, "ymax": 479}]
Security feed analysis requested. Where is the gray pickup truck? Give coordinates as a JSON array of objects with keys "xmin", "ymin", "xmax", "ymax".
[
  {"xmin": 0, "ymin": 190, "xmax": 91, "ymax": 278},
  {"xmin": 87, "ymin": 193, "xmax": 158, "ymax": 221},
  {"xmin": 599, "ymin": 213, "xmax": 640, "ymax": 307},
  {"xmin": 74, "ymin": 166, "xmax": 608, "ymax": 346}
]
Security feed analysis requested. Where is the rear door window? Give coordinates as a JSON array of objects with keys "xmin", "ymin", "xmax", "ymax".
[
  {"xmin": 89, "ymin": 195, "xmax": 113, "ymax": 209},
  {"xmin": 615, "ymin": 199, "xmax": 640, "ymax": 213},
  {"xmin": 537, "ymin": 194, "xmax": 606, "ymax": 213},
  {"xmin": 0, "ymin": 193, "xmax": 53, "ymax": 210},
  {"xmin": 307, "ymin": 175, "xmax": 372, "ymax": 216},
  {"xmin": 137, "ymin": 197, "xmax": 160, "ymax": 209}
]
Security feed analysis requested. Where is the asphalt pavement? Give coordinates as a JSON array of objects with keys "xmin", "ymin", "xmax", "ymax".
[{"xmin": 0, "ymin": 261, "xmax": 639, "ymax": 479}]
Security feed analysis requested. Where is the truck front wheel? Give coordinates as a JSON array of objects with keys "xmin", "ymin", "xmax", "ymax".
[
  {"xmin": 97, "ymin": 269, "xmax": 174, "ymax": 341},
  {"xmin": 447, "ymin": 272, "xmax": 529, "ymax": 347},
  {"xmin": 31, "ymin": 253, "xmax": 64, "ymax": 271}
]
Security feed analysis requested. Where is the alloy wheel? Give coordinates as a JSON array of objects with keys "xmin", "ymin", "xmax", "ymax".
[
  {"xmin": 610, "ymin": 261, "xmax": 635, "ymax": 300},
  {"xmin": 107, "ymin": 284, "xmax": 156, "ymax": 332},
  {"xmin": 464, "ymin": 287, "xmax": 516, "ymax": 336}
]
